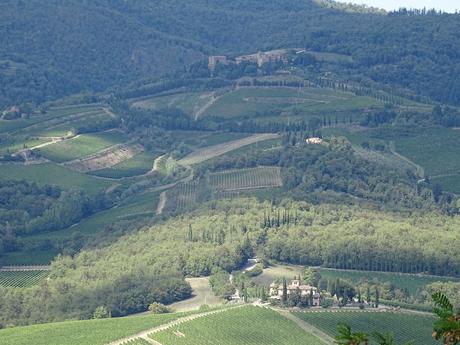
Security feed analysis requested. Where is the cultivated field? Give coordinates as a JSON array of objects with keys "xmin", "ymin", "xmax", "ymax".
[
  {"xmin": 202, "ymin": 87, "xmax": 381, "ymax": 120},
  {"xmin": 293, "ymin": 311, "xmax": 437, "ymax": 345},
  {"xmin": 251, "ymin": 263, "xmax": 304, "ymax": 286},
  {"xmin": 0, "ymin": 270, "xmax": 49, "ymax": 288},
  {"xmin": 63, "ymin": 143, "xmax": 143, "ymax": 173},
  {"xmin": 432, "ymin": 174, "xmax": 460, "ymax": 194},
  {"xmin": 151, "ymin": 306, "xmax": 325, "ymax": 345},
  {"xmin": 209, "ymin": 166, "xmax": 283, "ymax": 191},
  {"xmin": 178, "ymin": 133, "xmax": 279, "ymax": 165},
  {"xmin": 38, "ymin": 131, "xmax": 128, "ymax": 163},
  {"xmin": 0, "ymin": 311, "xmax": 195, "ymax": 345},
  {"xmin": 394, "ymin": 127, "xmax": 460, "ymax": 177},
  {"xmin": 92, "ymin": 152, "xmax": 158, "ymax": 178}
]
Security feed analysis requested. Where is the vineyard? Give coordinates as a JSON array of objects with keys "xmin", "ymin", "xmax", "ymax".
[
  {"xmin": 151, "ymin": 306, "xmax": 325, "ymax": 345},
  {"xmin": 0, "ymin": 270, "xmax": 49, "ymax": 288},
  {"xmin": 293, "ymin": 311, "xmax": 437, "ymax": 345},
  {"xmin": 210, "ymin": 167, "xmax": 282, "ymax": 191},
  {"xmin": 0, "ymin": 311, "xmax": 195, "ymax": 345}
]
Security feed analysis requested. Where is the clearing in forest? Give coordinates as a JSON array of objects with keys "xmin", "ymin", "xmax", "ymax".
[
  {"xmin": 168, "ymin": 277, "xmax": 221, "ymax": 312},
  {"xmin": 0, "ymin": 270, "xmax": 49, "ymax": 288}
]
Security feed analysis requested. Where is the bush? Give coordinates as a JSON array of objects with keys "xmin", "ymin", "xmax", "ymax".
[
  {"xmin": 93, "ymin": 306, "xmax": 111, "ymax": 319},
  {"xmin": 148, "ymin": 302, "xmax": 170, "ymax": 314}
]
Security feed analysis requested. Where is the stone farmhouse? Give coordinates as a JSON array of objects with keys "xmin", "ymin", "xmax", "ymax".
[
  {"xmin": 208, "ymin": 56, "xmax": 229, "ymax": 71},
  {"xmin": 269, "ymin": 279, "xmax": 321, "ymax": 306},
  {"xmin": 306, "ymin": 137, "xmax": 323, "ymax": 145}
]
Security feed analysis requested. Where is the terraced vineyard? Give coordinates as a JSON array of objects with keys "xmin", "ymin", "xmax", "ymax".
[
  {"xmin": 293, "ymin": 311, "xmax": 437, "ymax": 345},
  {"xmin": 151, "ymin": 306, "xmax": 325, "ymax": 345},
  {"xmin": 209, "ymin": 167, "xmax": 282, "ymax": 191},
  {"xmin": 0, "ymin": 270, "xmax": 49, "ymax": 288}
]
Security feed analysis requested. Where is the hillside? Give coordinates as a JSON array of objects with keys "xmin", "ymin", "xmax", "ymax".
[{"xmin": 1, "ymin": 0, "xmax": 460, "ymax": 108}]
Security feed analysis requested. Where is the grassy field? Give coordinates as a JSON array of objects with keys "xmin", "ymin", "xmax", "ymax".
[
  {"xmin": 0, "ymin": 311, "xmax": 195, "ymax": 345},
  {"xmin": 293, "ymin": 311, "xmax": 437, "ymax": 345},
  {"xmin": 131, "ymin": 92, "xmax": 214, "ymax": 116},
  {"xmin": 0, "ymin": 163, "xmax": 112, "ymax": 193},
  {"xmin": 169, "ymin": 277, "xmax": 221, "ymax": 312},
  {"xmin": 0, "ymin": 270, "xmax": 49, "ymax": 288},
  {"xmin": 90, "ymin": 151, "xmax": 157, "ymax": 178},
  {"xmin": 209, "ymin": 166, "xmax": 283, "ymax": 191},
  {"xmin": 151, "ymin": 306, "xmax": 325, "ymax": 345},
  {"xmin": 203, "ymin": 87, "xmax": 381, "ymax": 120},
  {"xmin": 318, "ymin": 268, "xmax": 460, "ymax": 295},
  {"xmin": 394, "ymin": 127, "xmax": 460, "ymax": 176},
  {"xmin": 252, "ymin": 264, "xmax": 304, "ymax": 287},
  {"xmin": 37, "ymin": 131, "xmax": 128, "ymax": 162}
]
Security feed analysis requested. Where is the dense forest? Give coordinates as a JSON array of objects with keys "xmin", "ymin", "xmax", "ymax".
[
  {"xmin": 1, "ymin": 0, "xmax": 459, "ymax": 108},
  {"xmin": 1, "ymin": 198, "xmax": 459, "ymax": 327}
]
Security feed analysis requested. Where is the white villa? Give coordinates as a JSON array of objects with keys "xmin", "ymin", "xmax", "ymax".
[
  {"xmin": 306, "ymin": 137, "xmax": 323, "ymax": 145},
  {"xmin": 269, "ymin": 279, "xmax": 321, "ymax": 306}
]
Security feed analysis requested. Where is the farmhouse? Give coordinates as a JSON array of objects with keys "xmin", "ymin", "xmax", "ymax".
[
  {"xmin": 208, "ymin": 56, "xmax": 228, "ymax": 71},
  {"xmin": 269, "ymin": 279, "xmax": 321, "ymax": 306},
  {"xmin": 306, "ymin": 137, "xmax": 323, "ymax": 145},
  {"xmin": 236, "ymin": 49, "xmax": 288, "ymax": 67}
]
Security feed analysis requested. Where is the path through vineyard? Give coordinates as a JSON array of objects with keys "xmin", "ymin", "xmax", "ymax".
[
  {"xmin": 156, "ymin": 192, "xmax": 166, "ymax": 215},
  {"xmin": 107, "ymin": 307, "xmax": 242, "ymax": 345}
]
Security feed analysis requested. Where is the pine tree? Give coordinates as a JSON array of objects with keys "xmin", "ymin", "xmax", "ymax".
[{"xmin": 375, "ymin": 286, "xmax": 380, "ymax": 308}]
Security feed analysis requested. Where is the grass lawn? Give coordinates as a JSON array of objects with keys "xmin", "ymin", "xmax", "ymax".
[
  {"xmin": 37, "ymin": 131, "xmax": 128, "ymax": 162},
  {"xmin": 0, "ymin": 163, "xmax": 112, "ymax": 194},
  {"xmin": 0, "ymin": 311, "xmax": 195, "ymax": 345},
  {"xmin": 252, "ymin": 264, "xmax": 304, "ymax": 287},
  {"xmin": 151, "ymin": 306, "xmax": 325, "ymax": 345},
  {"xmin": 293, "ymin": 311, "xmax": 437, "ymax": 345}
]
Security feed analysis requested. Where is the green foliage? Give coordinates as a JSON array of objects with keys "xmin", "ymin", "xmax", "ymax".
[
  {"xmin": 335, "ymin": 323, "xmax": 369, "ymax": 345},
  {"xmin": 93, "ymin": 306, "xmax": 110, "ymax": 319},
  {"xmin": 148, "ymin": 302, "xmax": 170, "ymax": 314},
  {"xmin": 209, "ymin": 268, "xmax": 235, "ymax": 300},
  {"xmin": 432, "ymin": 293, "xmax": 460, "ymax": 344}
]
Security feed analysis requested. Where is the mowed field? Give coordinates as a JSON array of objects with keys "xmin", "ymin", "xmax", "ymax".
[
  {"xmin": 0, "ymin": 311, "xmax": 196, "ymax": 345},
  {"xmin": 37, "ymin": 130, "xmax": 128, "ymax": 163},
  {"xmin": 169, "ymin": 277, "xmax": 221, "ymax": 312},
  {"xmin": 293, "ymin": 311, "xmax": 437, "ymax": 345},
  {"xmin": 151, "ymin": 306, "xmax": 326, "ymax": 345},
  {"xmin": 0, "ymin": 270, "xmax": 49, "ymax": 288},
  {"xmin": 202, "ymin": 87, "xmax": 381, "ymax": 120}
]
